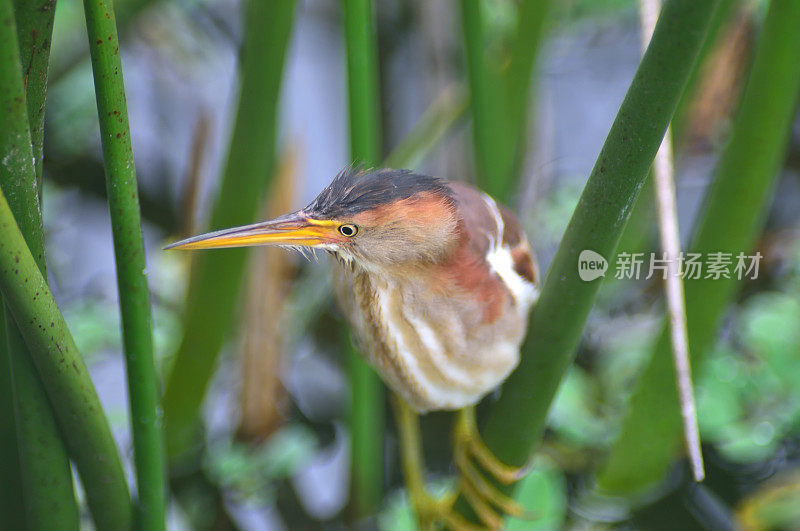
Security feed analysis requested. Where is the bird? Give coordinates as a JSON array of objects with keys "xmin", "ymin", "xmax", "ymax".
[{"xmin": 167, "ymin": 167, "xmax": 539, "ymax": 529}]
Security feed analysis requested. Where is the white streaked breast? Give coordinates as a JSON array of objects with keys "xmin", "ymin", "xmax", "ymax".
[
  {"xmin": 375, "ymin": 286, "xmax": 482, "ymax": 410},
  {"xmin": 401, "ymin": 307, "xmax": 477, "ymax": 389}
]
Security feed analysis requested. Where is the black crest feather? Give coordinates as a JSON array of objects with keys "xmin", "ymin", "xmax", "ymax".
[{"xmin": 306, "ymin": 167, "xmax": 454, "ymax": 218}]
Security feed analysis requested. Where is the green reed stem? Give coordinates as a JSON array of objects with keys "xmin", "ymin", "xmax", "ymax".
[
  {"xmin": 460, "ymin": 0, "xmax": 551, "ymax": 203},
  {"xmin": 82, "ymin": 0, "xmax": 164, "ymax": 527},
  {"xmin": 611, "ymin": 0, "xmax": 739, "ymax": 275},
  {"xmin": 454, "ymin": 0, "xmax": 719, "ymax": 521},
  {"xmin": 598, "ymin": 0, "xmax": 800, "ymax": 494},
  {"xmin": 504, "ymin": 0, "xmax": 552, "ymax": 201},
  {"xmin": 5, "ymin": 330, "xmax": 79, "ymax": 529},
  {"xmin": 342, "ymin": 0, "xmax": 385, "ymax": 516},
  {"xmin": 0, "ymin": 1, "xmax": 79, "ymax": 527},
  {"xmin": 14, "ymin": 0, "xmax": 57, "ymax": 195},
  {"xmin": 460, "ymin": 0, "xmax": 512, "ymax": 199},
  {"xmin": 162, "ymin": 0, "xmax": 296, "ymax": 461},
  {"xmin": 0, "ymin": 187, "xmax": 132, "ymax": 528},
  {"xmin": 0, "ymin": 305, "xmax": 23, "ymax": 530}
]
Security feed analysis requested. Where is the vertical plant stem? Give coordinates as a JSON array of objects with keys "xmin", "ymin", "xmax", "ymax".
[
  {"xmin": 484, "ymin": 0, "xmax": 717, "ymax": 467},
  {"xmin": 460, "ymin": 0, "xmax": 551, "ymax": 202},
  {"xmin": 82, "ymin": 0, "xmax": 164, "ymax": 527},
  {"xmin": 0, "ymin": 11, "xmax": 27, "ymax": 530},
  {"xmin": 612, "ymin": 0, "xmax": 738, "ymax": 266},
  {"xmin": 14, "ymin": 0, "xmax": 56, "ymax": 192},
  {"xmin": 0, "ymin": 304, "xmax": 24, "ymax": 529},
  {"xmin": 342, "ymin": 0, "xmax": 385, "ymax": 515},
  {"xmin": 598, "ymin": 0, "xmax": 800, "ymax": 494},
  {"xmin": 0, "ymin": 6, "xmax": 42, "ymax": 269},
  {"xmin": 6, "ymin": 331, "xmax": 79, "ymax": 529},
  {"xmin": 163, "ymin": 3, "xmax": 295, "ymax": 526},
  {"xmin": 504, "ymin": 0, "xmax": 552, "ymax": 198},
  {"xmin": 638, "ymin": 0, "xmax": 703, "ymax": 483},
  {"xmin": 506, "ymin": 0, "xmax": 550, "ymax": 131},
  {"xmin": 0, "ymin": 0, "xmax": 79, "ymax": 527},
  {"xmin": 453, "ymin": 0, "xmax": 719, "ymax": 520},
  {"xmin": 48, "ymin": 0, "xmax": 158, "ymax": 85},
  {"xmin": 343, "ymin": 0, "xmax": 382, "ymax": 163},
  {"xmin": 0, "ymin": 187, "xmax": 131, "ymax": 528},
  {"xmin": 460, "ymin": 0, "xmax": 511, "ymax": 199},
  {"xmin": 163, "ymin": 0, "xmax": 296, "ymax": 459}
]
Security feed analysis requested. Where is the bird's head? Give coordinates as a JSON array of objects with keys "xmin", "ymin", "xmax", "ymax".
[{"xmin": 166, "ymin": 168, "xmax": 460, "ymax": 272}]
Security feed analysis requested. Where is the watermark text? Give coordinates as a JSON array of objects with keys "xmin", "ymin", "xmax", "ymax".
[{"xmin": 578, "ymin": 250, "xmax": 762, "ymax": 282}]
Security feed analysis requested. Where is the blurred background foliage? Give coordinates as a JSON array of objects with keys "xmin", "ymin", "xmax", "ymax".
[{"xmin": 13, "ymin": 0, "xmax": 800, "ymax": 528}]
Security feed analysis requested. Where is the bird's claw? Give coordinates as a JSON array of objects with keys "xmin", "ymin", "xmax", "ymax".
[
  {"xmin": 407, "ymin": 487, "xmax": 481, "ymax": 531},
  {"xmin": 394, "ymin": 397, "xmax": 535, "ymax": 529},
  {"xmin": 452, "ymin": 407, "xmax": 537, "ymax": 529},
  {"xmin": 406, "ymin": 476, "xmax": 529, "ymax": 531}
]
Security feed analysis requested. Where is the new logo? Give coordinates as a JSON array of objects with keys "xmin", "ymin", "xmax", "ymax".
[{"xmin": 578, "ymin": 250, "xmax": 608, "ymax": 281}]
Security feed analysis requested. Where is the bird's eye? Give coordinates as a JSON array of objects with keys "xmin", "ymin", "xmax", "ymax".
[{"xmin": 338, "ymin": 224, "xmax": 358, "ymax": 237}]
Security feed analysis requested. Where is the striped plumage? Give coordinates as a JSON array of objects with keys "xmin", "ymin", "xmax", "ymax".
[
  {"xmin": 329, "ymin": 171, "xmax": 539, "ymax": 412},
  {"xmin": 167, "ymin": 168, "xmax": 538, "ymax": 411},
  {"xmin": 166, "ymin": 167, "xmax": 541, "ymax": 527}
]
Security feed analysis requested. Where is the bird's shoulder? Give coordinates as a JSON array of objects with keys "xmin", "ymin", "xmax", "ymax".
[{"xmin": 444, "ymin": 181, "xmax": 538, "ymax": 287}]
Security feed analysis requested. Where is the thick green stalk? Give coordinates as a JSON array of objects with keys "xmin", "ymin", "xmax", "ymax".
[
  {"xmin": 1, "ymin": 5, "xmax": 43, "ymax": 250},
  {"xmin": 343, "ymin": 0, "xmax": 382, "ymax": 162},
  {"xmin": 6, "ymin": 332, "xmax": 79, "ymax": 529},
  {"xmin": 342, "ymin": 0, "xmax": 385, "ymax": 515},
  {"xmin": 610, "ymin": 0, "xmax": 738, "ymax": 272},
  {"xmin": 0, "ymin": 5, "xmax": 24, "ymax": 518},
  {"xmin": 82, "ymin": 0, "xmax": 165, "ymax": 527},
  {"xmin": 506, "ymin": 0, "xmax": 550, "ymax": 131},
  {"xmin": 504, "ymin": 0, "xmax": 552, "ymax": 200},
  {"xmin": 0, "ymin": 188, "xmax": 131, "ymax": 527},
  {"xmin": 598, "ymin": 0, "xmax": 800, "ymax": 494},
  {"xmin": 0, "ymin": 305, "xmax": 24, "ymax": 529},
  {"xmin": 455, "ymin": 0, "xmax": 719, "ymax": 519},
  {"xmin": 163, "ymin": 0, "xmax": 296, "ymax": 460},
  {"xmin": 460, "ymin": 0, "xmax": 551, "ymax": 202},
  {"xmin": 14, "ymin": 0, "xmax": 56, "ymax": 191},
  {"xmin": 0, "ymin": 1, "xmax": 79, "ymax": 527},
  {"xmin": 459, "ymin": 0, "xmax": 512, "ymax": 199},
  {"xmin": 49, "ymin": 0, "xmax": 157, "ymax": 84}
]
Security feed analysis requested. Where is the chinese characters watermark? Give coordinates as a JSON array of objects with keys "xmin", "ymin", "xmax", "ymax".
[{"xmin": 578, "ymin": 250, "xmax": 762, "ymax": 282}]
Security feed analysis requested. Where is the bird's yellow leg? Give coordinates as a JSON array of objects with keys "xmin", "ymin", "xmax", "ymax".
[
  {"xmin": 392, "ymin": 396, "xmax": 458, "ymax": 529},
  {"xmin": 455, "ymin": 407, "xmax": 532, "ymax": 484},
  {"xmin": 456, "ymin": 474, "xmax": 504, "ymax": 528},
  {"xmin": 453, "ymin": 407, "xmax": 536, "ymax": 523},
  {"xmin": 454, "ymin": 442, "xmax": 529, "ymax": 520}
]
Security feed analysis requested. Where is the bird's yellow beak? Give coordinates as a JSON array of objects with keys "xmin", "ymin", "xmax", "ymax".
[{"xmin": 164, "ymin": 212, "xmax": 341, "ymax": 251}]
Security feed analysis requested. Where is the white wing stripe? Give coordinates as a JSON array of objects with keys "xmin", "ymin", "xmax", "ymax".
[{"xmin": 481, "ymin": 193, "xmax": 538, "ymax": 308}]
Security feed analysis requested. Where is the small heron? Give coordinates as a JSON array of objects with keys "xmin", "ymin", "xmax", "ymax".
[{"xmin": 167, "ymin": 167, "xmax": 539, "ymax": 528}]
